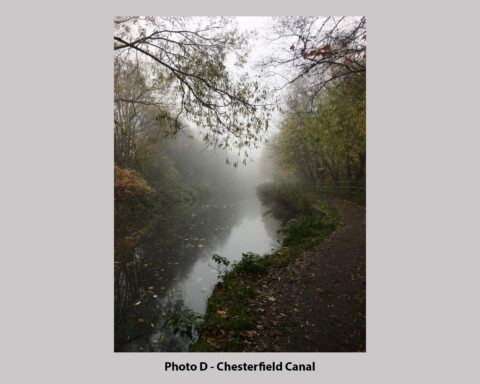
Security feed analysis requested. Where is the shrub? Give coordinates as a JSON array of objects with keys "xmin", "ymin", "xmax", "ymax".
[
  {"xmin": 281, "ymin": 201, "xmax": 338, "ymax": 246},
  {"xmin": 115, "ymin": 165, "xmax": 154, "ymax": 203},
  {"xmin": 114, "ymin": 165, "xmax": 155, "ymax": 219},
  {"xmin": 234, "ymin": 252, "xmax": 267, "ymax": 274}
]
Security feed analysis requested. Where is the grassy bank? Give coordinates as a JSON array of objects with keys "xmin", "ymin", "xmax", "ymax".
[{"xmin": 190, "ymin": 184, "xmax": 339, "ymax": 351}]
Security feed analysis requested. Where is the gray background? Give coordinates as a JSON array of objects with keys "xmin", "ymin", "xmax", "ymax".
[{"xmin": 0, "ymin": 1, "xmax": 479, "ymax": 383}]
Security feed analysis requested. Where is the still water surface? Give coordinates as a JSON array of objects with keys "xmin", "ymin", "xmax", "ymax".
[{"xmin": 114, "ymin": 187, "xmax": 283, "ymax": 351}]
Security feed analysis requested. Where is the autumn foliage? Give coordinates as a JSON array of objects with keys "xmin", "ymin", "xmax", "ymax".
[{"xmin": 114, "ymin": 165, "xmax": 154, "ymax": 207}]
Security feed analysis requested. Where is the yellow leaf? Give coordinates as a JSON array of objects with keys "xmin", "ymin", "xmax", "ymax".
[{"xmin": 217, "ymin": 310, "xmax": 228, "ymax": 317}]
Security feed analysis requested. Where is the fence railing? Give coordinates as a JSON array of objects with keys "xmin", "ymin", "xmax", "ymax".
[{"xmin": 277, "ymin": 181, "xmax": 366, "ymax": 206}]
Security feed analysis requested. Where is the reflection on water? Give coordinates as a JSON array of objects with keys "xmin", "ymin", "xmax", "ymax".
[{"xmin": 114, "ymin": 188, "xmax": 284, "ymax": 352}]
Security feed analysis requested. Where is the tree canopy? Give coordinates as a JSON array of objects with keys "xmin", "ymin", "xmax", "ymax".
[
  {"xmin": 114, "ymin": 16, "xmax": 273, "ymax": 166},
  {"xmin": 260, "ymin": 16, "xmax": 366, "ymax": 109}
]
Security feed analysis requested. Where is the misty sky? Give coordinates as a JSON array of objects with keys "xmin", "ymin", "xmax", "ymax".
[{"xmin": 194, "ymin": 17, "xmax": 284, "ymax": 160}]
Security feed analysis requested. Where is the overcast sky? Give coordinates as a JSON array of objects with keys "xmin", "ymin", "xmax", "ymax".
[{"xmin": 229, "ymin": 17, "xmax": 286, "ymax": 139}]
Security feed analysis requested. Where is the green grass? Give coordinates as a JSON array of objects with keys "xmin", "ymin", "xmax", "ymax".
[
  {"xmin": 189, "ymin": 192, "xmax": 339, "ymax": 352},
  {"xmin": 189, "ymin": 271, "xmax": 256, "ymax": 351}
]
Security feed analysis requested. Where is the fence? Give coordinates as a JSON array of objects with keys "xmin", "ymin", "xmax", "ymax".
[{"xmin": 283, "ymin": 181, "xmax": 366, "ymax": 206}]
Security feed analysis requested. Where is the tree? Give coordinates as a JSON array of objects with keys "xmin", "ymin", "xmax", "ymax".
[
  {"xmin": 114, "ymin": 60, "xmax": 175, "ymax": 170},
  {"xmin": 260, "ymin": 16, "xmax": 366, "ymax": 109},
  {"xmin": 274, "ymin": 71, "xmax": 366, "ymax": 184},
  {"xmin": 256, "ymin": 16, "xmax": 366, "ymax": 201},
  {"xmin": 114, "ymin": 16, "xmax": 273, "ymax": 164}
]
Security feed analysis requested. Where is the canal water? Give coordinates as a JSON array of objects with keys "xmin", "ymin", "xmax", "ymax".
[{"xmin": 114, "ymin": 184, "xmax": 284, "ymax": 351}]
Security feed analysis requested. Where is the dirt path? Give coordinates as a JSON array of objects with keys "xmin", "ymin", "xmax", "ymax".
[{"xmin": 244, "ymin": 197, "xmax": 366, "ymax": 352}]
